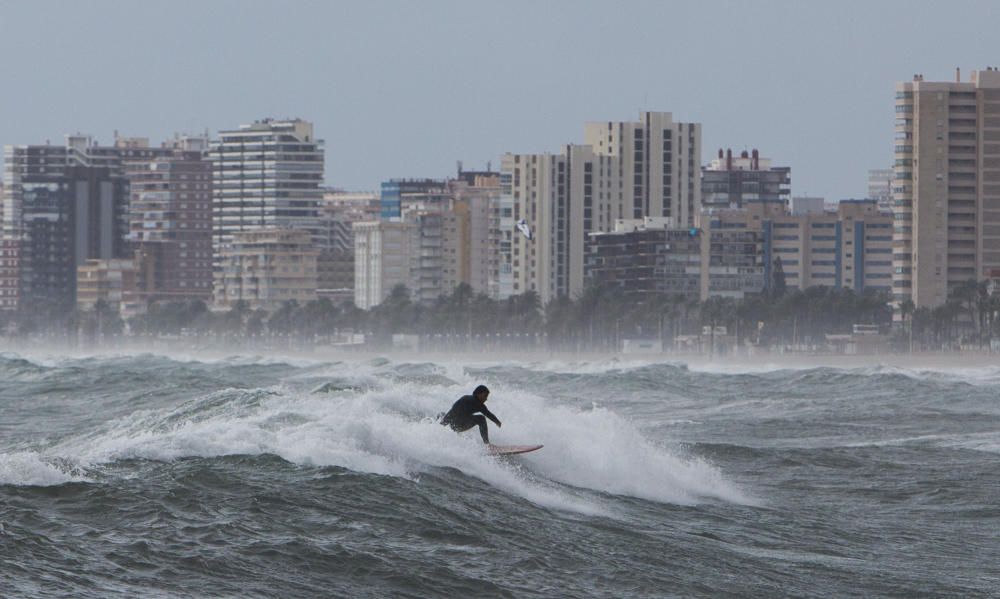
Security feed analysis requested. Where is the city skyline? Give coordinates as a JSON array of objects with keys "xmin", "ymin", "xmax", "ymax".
[{"xmin": 1, "ymin": 1, "xmax": 998, "ymax": 201}]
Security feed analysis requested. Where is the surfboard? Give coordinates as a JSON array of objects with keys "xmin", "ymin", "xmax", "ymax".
[{"xmin": 487, "ymin": 444, "xmax": 543, "ymax": 456}]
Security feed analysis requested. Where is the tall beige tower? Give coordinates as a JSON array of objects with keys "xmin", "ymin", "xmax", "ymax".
[
  {"xmin": 502, "ymin": 145, "xmax": 623, "ymax": 304},
  {"xmin": 584, "ymin": 112, "xmax": 702, "ymax": 226},
  {"xmin": 501, "ymin": 111, "xmax": 701, "ymax": 304},
  {"xmin": 892, "ymin": 69, "xmax": 1000, "ymax": 307}
]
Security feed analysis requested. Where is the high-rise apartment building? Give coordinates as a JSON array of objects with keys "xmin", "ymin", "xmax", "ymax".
[
  {"xmin": 316, "ymin": 190, "xmax": 379, "ymax": 303},
  {"xmin": 702, "ymin": 149, "xmax": 791, "ymax": 209},
  {"xmin": 411, "ymin": 211, "xmax": 445, "ymax": 304},
  {"xmin": 379, "ymin": 179, "xmax": 448, "ymax": 219},
  {"xmin": 353, "ymin": 220, "xmax": 419, "ymax": 310},
  {"xmin": 210, "ymin": 119, "xmax": 324, "ymax": 299},
  {"xmin": 353, "ymin": 210, "xmax": 451, "ymax": 308},
  {"xmin": 584, "ymin": 111, "xmax": 702, "ymax": 225},
  {"xmin": 444, "ymin": 173, "xmax": 500, "ymax": 295},
  {"xmin": 502, "ymin": 111, "xmax": 701, "ymax": 304},
  {"xmin": 585, "ymin": 216, "xmax": 767, "ymax": 301},
  {"xmin": 353, "ymin": 170, "xmax": 501, "ymax": 309},
  {"xmin": 502, "ymin": 145, "xmax": 624, "ymax": 304},
  {"xmin": 893, "ymin": 69, "xmax": 1000, "ymax": 307},
  {"xmin": 2, "ymin": 138, "xmax": 130, "ymax": 310},
  {"xmin": 127, "ymin": 136, "xmax": 213, "ymax": 304}
]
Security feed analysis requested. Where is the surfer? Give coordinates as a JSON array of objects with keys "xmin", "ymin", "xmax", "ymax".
[{"xmin": 440, "ymin": 385, "xmax": 501, "ymax": 444}]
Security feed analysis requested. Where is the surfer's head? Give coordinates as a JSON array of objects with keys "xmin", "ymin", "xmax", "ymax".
[{"xmin": 473, "ymin": 385, "xmax": 490, "ymax": 401}]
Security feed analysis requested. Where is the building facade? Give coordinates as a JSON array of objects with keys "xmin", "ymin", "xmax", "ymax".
[
  {"xmin": 127, "ymin": 136, "xmax": 213, "ymax": 304},
  {"xmin": 210, "ymin": 119, "xmax": 324, "ymax": 302},
  {"xmin": 502, "ymin": 145, "xmax": 624, "ymax": 304},
  {"xmin": 586, "ymin": 218, "xmax": 704, "ymax": 299},
  {"xmin": 353, "ymin": 220, "xmax": 418, "ymax": 310},
  {"xmin": 704, "ymin": 227, "xmax": 766, "ymax": 299},
  {"xmin": 702, "ymin": 148, "xmax": 791, "ymax": 209},
  {"xmin": 501, "ymin": 111, "xmax": 701, "ymax": 304},
  {"xmin": 704, "ymin": 199, "xmax": 893, "ymax": 294},
  {"xmin": 892, "ymin": 69, "xmax": 1000, "ymax": 307},
  {"xmin": 353, "ymin": 170, "xmax": 502, "ymax": 309},
  {"xmin": 443, "ymin": 173, "xmax": 500, "ymax": 295},
  {"xmin": 0, "ymin": 237, "xmax": 19, "ymax": 311},
  {"xmin": 411, "ymin": 211, "xmax": 445, "ymax": 304},
  {"xmin": 317, "ymin": 190, "xmax": 380, "ymax": 303},
  {"xmin": 588, "ymin": 200, "xmax": 892, "ymax": 302},
  {"xmin": 213, "ymin": 228, "xmax": 318, "ymax": 312},
  {"xmin": 76, "ymin": 258, "xmax": 137, "ymax": 313},
  {"xmin": 2, "ymin": 139, "xmax": 130, "ymax": 310},
  {"xmin": 379, "ymin": 179, "xmax": 448, "ymax": 219},
  {"xmin": 584, "ymin": 111, "xmax": 702, "ymax": 225},
  {"xmin": 867, "ymin": 168, "xmax": 893, "ymax": 212}
]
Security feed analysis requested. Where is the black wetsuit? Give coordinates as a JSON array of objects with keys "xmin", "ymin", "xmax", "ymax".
[{"xmin": 441, "ymin": 395, "xmax": 500, "ymax": 444}]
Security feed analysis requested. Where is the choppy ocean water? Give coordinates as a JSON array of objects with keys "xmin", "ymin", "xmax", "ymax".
[{"xmin": 0, "ymin": 351, "xmax": 998, "ymax": 598}]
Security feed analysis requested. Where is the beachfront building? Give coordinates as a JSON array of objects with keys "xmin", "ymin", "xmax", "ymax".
[
  {"xmin": 0, "ymin": 237, "xmax": 20, "ymax": 311},
  {"xmin": 213, "ymin": 228, "xmax": 318, "ymax": 312},
  {"xmin": 583, "ymin": 112, "xmax": 702, "ymax": 225},
  {"xmin": 584, "ymin": 215, "xmax": 765, "ymax": 301},
  {"xmin": 353, "ymin": 220, "xmax": 419, "ymax": 310},
  {"xmin": 314, "ymin": 191, "xmax": 379, "ymax": 304},
  {"xmin": 893, "ymin": 69, "xmax": 1000, "ymax": 307},
  {"xmin": 585, "ymin": 218, "xmax": 704, "ymax": 299},
  {"xmin": 443, "ymin": 172, "xmax": 500, "ymax": 296},
  {"xmin": 501, "ymin": 145, "xmax": 625, "ymax": 304},
  {"xmin": 76, "ymin": 258, "xmax": 137, "ymax": 313},
  {"xmin": 501, "ymin": 111, "xmax": 701, "ymax": 304},
  {"xmin": 2, "ymin": 137, "xmax": 130, "ymax": 310},
  {"xmin": 702, "ymin": 148, "xmax": 791, "ymax": 209},
  {"xmin": 127, "ymin": 136, "xmax": 213, "ymax": 304},
  {"xmin": 210, "ymin": 119, "xmax": 324, "ymax": 303},
  {"xmin": 703, "ymin": 199, "xmax": 893, "ymax": 294}
]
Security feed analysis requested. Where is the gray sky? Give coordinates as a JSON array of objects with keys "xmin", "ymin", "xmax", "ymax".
[{"xmin": 0, "ymin": 0, "xmax": 997, "ymax": 200}]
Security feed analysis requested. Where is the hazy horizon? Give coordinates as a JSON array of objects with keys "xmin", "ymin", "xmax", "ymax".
[{"xmin": 1, "ymin": 0, "xmax": 998, "ymax": 199}]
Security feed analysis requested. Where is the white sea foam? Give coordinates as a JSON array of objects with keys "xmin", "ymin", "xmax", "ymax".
[
  {"xmin": 0, "ymin": 451, "xmax": 88, "ymax": 486},
  {"xmin": 488, "ymin": 388, "xmax": 754, "ymax": 505},
  {"xmin": 38, "ymin": 364, "xmax": 749, "ymax": 512}
]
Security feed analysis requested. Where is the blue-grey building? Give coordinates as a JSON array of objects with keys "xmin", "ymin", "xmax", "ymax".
[{"xmin": 379, "ymin": 179, "xmax": 448, "ymax": 219}]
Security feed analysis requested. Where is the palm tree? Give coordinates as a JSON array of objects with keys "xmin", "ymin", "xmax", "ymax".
[{"xmin": 701, "ymin": 296, "xmax": 736, "ymax": 355}]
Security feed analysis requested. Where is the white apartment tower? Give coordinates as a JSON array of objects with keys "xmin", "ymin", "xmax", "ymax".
[
  {"xmin": 210, "ymin": 119, "xmax": 324, "ymax": 295},
  {"xmin": 353, "ymin": 220, "xmax": 419, "ymax": 310},
  {"xmin": 892, "ymin": 69, "xmax": 1000, "ymax": 307}
]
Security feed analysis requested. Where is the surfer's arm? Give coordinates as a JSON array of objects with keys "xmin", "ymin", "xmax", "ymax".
[{"xmin": 479, "ymin": 405, "xmax": 501, "ymax": 427}]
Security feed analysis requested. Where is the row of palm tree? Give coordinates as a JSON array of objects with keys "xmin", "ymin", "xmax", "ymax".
[
  {"xmin": 896, "ymin": 279, "xmax": 1000, "ymax": 349},
  {"xmin": 5, "ymin": 279, "xmax": 1000, "ymax": 351}
]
